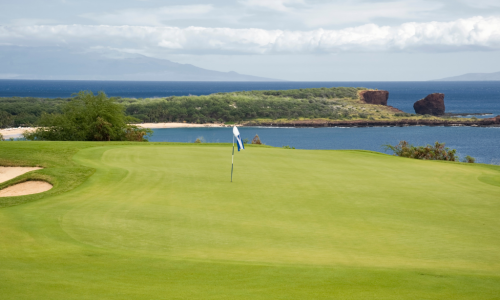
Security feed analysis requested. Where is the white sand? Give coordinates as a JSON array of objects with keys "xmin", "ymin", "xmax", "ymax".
[
  {"xmin": 137, "ymin": 123, "xmax": 227, "ymax": 128},
  {"xmin": 0, "ymin": 127, "xmax": 36, "ymax": 139},
  {"xmin": 0, "ymin": 167, "xmax": 42, "ymax": 183},
  {"xmin": 0, "ymin": 181, "xmax": 52, "ymax": 197},
  {"xmin": 0, "ymin": 167, "xmax": 52, "ymax": 197},
  {"xmin": 0, "ymin": 124, "xmax": 226, "ymax": 138}
]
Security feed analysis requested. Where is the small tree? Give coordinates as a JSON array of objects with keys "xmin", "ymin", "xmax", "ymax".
[
  {"xmin": 23, "ymin": 91, "xmax": 152, "ymax": 141},
  {"xmin": 252, "ymin": 134, "xmax": 262, "ymax": 145},
  {"xmin": 463, "ymin": 155, "xmax": 476, "ymax": 163}
]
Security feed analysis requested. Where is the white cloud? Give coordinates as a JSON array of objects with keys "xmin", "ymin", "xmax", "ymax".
[
  {"xmin": 81, "ymin": 5, "xmax": 214, "ymax": 26},
  {"xmin": 240, "ymin": 0, "xmax": 443, "ymax": 27},
  {"xmin": 297, "ymin": 0, "xmax": 444, "ymax": 27},
  {"xmin": 1, "ymin": 16, "xmax": 500, "ymax": 55},
  {"xmin": 460, "ymin": 0, "xmax": 500, "ymax": 8},
  {"xmin": 240, "ymin": 0, "xmax": 305, "ymax": 12}
]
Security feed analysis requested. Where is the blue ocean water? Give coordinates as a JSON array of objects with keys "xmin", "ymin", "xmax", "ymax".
[
  {"xmin": 150, "ymin": 127, "xmax": 500, "ymax": 165},
  {"xmin": 1, "ymin": 80, "xmax": 499, "ymax": 163},
  {"xmin": 1, "ymin": 80, "xmax": 500, "ymax": 116}
]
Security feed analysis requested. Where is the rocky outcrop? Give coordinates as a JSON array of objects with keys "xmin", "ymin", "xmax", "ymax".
[
  {"xmin": 359, "ymin": 90, "xmax": 389, "ymax": 105},
  {"xmin": 413, "ymin": 93, "xmax": 445, "ymax": 116}
]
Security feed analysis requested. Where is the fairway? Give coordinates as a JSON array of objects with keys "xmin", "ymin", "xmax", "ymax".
[{"xmin": 1, "ymin": 142, "xmax": 500, "ymax": 299}]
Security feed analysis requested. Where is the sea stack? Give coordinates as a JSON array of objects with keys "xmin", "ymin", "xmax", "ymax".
[
  {"xmin": 413, "ymin": 93, "xmax": 445, "ymax": 116},
  {"xmin": 359, "ymin": 90, "xmax": 389, "ymax": 105}
]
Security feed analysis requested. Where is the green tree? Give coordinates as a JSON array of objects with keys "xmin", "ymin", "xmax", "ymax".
[{"xmin": 23, "ymin": 91, "xmax": 152, "ymax": 141}]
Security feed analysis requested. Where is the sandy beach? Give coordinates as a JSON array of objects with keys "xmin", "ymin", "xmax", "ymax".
[
  {"xmin": 136, "ymin": 123, "xmax": 228, "ymax": 129},
  {"xmin": 0, "ymin": 123, "xmax": 228, "ymax": 139},
  {"xmin": 0, "ymin": 127, "xmax": 36, "ymax": 139}
]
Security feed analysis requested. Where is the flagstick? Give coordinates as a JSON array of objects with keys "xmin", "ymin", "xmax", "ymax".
[{"xmin": 231, "ymin": 135, "xmax": 234, "ymax": 182}]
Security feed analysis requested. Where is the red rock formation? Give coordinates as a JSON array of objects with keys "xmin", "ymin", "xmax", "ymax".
[
  {"xmin": 359, "ymin": 90, "xmax": 389, "ymax": 105},
  {"xmin": 413, "ymin": 93, "xmax": 445, "ymax": 116}
]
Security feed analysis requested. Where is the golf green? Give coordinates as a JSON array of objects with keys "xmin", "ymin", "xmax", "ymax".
[{"xmin": 1, "ymin": 142, "xmax": 500, "ymax": 299}]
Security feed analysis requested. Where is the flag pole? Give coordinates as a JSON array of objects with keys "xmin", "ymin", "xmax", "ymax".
[{"xmin": 231, "ymin": 135, "xmax": 234, "ymax": 182}]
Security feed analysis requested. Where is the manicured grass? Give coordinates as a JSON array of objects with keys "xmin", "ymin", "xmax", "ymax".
[{"xmin": 1, "ymin": 142, "xmax": 500, "ymax": 299}]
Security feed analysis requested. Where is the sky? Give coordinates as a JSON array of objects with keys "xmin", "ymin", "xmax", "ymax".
[{"xmin": 1, "ymin": 0, "xmax": 500, "ymax": 81}]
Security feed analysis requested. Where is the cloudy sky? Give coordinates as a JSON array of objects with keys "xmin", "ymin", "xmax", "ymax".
[{"xmin": 1, "ymin": 0, "xmax": 500, "ymax": 80}]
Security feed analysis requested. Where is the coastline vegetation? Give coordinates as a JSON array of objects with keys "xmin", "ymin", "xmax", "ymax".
[
  {"xmin": 385, "ymin": 140, "xmax": 475, "ymax": 163},
  {"xmin": 21, "ymin": 91, "xmax": 152, "ymax": 141},
  {"xmin": 0, "ymin": 87, "xmax": 474, "ymax": 128}
]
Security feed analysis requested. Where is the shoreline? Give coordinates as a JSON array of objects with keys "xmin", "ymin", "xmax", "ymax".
[
  {"xmin": 136, "ymin": 122, "xmax": 228, "ymax": 129},
  {"xmin": 245, "ymin": 116, "xmax": 500, "ymax": 128},
  {"xmin": 0, "ymin": 127, "xmax": 36, "ymax": 139},
  {"xmin": 2, "ymin": 116, "xmax": 499, "ymax": 139}
]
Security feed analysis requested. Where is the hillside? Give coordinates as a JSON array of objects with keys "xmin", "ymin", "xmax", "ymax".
[
  {"xmin": 2, "ymin": 87, "xmax": 498, "ymax": 129},
  {"xmin": 0, "ymin": 87, "xmax": 410, "ymax": 127},
  {"xmin": 0, "ymin": 46, "xmax": 278, "ymax": 81},
  {"xmin": 1, "ymin": 142, "xmax": 500, "ymax": 299}
]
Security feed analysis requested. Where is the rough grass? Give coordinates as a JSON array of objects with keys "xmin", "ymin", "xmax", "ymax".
[{"xmin": 1, "ymin": 142, "xmax": 500, "ymax": 299}]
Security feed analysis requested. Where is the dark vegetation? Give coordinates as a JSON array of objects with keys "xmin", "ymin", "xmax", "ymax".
[
  {"xmin": 251, "ymin": 134, "xmax": 263, "ymax": 145},
  {"xmin": 124, "ymin": 87, "xmax": 363, "ymax": 123},
  {"xmin": 0, "ymin": 87, "xmax": 364, "ymax": 127},
  {"xmin": 23, "ymin": 91, "xmax": 152, "ymax": 141},
  {"xmin": 0, "ymin": 97, "xmax": 68, "ymax": 127},
  {"xmin": 385, "ymin": 141, "xmax": 475, "ymax": 163}
]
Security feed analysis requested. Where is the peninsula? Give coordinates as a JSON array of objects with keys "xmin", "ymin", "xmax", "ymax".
[{"xmin": 1, "ymin": 87, "xmax": 499, "ymax": 131}]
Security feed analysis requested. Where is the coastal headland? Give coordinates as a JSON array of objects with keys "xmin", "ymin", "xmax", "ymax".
[{"xmin": 2, "ymin": 87, "xmax": 499, "ymax": 137}]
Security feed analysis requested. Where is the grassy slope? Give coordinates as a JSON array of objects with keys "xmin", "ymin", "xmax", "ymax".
[{"xmin": 1, "ymin": 142, "xmax": 500, "ymax": 299}]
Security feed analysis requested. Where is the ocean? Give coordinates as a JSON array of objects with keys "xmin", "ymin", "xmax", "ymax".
[
  {"xmin": 1, "ymin": 80, "xmax": 500, "ymax": 116},
  {"xmin": 1, "ymin": 80, "xmax": 499, "ymax": 164}
]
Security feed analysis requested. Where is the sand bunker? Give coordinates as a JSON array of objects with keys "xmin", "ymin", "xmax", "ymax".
[
  {"xmin": 0, "ymin": 167, "xmax": 42, "ymax": 183},
  {"xmin": 0, "ymin": 181, "xmax": 52, "ymax": 197},
  {"xmin": 0, "ymin": 167, "xmax": 52, "ymax": 197}
]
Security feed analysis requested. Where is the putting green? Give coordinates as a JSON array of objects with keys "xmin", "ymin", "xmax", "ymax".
[{"xmin": 1, "ymin": 143, "xmax": 500, "ymax": 299}]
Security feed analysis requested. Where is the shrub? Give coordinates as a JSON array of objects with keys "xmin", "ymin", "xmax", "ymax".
[
  {"xmin": 463, "ymin": 155, "xmax": 476, "ymax": 163},
  {"xmin": 252, "ymin": 134, "xmax": 263, "ymax": 145},
  {"xmin": 384, "ymin": 141, "xmax": 458, "ymax": 161},
  {"xmin": 194, "ymin": 138, "xmax": 202, "ymax": 143},
  {"xmin": 282, "ymin": 145, "xmax": 295, "ymax": 149},
  {"xmin": 23, "ymin": 91, "xmax": 152, "ymax": 142}
]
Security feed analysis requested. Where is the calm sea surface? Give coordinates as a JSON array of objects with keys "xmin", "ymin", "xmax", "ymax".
[
  {"xmin": 1, "ymin": 80, "xmax": 500, "ymax": 116},
  {"xmin": 1, "ymin": 80, "xmax": 499, "ymax": 163},
  {"xmin": 150, "ymin": 127, "xmax": 500, "ymax": 165}
]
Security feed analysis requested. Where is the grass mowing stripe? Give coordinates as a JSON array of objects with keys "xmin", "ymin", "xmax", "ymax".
[{"xmin": 1, "ymin": 142, "xmax": 500, "ymax": 299}]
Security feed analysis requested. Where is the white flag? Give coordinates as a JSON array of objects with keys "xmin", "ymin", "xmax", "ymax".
[{"xmin": 233, "ymin": 126, "xmax": 245, "ymax": 151}]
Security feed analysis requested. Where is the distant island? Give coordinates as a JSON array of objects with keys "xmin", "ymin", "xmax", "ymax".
[
  {"xmin": 433, "ymin": 71, "xmax": 500, "ymax": 81},
  {"xmin": 0, "ymin": 46, "xmax": 279, "ymax": 82},
  {"xmin": 1, "ymin": 87, "xmax": 499, "ymax": 129}
]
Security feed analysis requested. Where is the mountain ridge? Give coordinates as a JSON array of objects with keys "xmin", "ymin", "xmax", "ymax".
[
  {"xmin": 432, "ymin": 71, "xmax": 500, "ymax": 81},
  {"xmin": 0, "ymin": 46, "xmax": 280, "ymax": 82}
]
